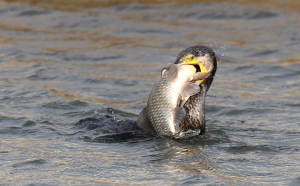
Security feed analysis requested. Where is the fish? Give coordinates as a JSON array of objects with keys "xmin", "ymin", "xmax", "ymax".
[{"xmin": 137, "ymin": 62, "xmax": 210, "ymax": 138}]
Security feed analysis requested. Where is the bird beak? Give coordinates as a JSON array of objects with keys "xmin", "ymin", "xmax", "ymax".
[
  {"xmin": 180, "ymin": 57, "xmax": 207, "ymax": 73},
  {"xmin": 180, "ymin": 56, "xmax": 210, "ymax": 85}
]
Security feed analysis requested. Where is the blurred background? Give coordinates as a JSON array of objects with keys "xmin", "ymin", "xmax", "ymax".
[{"xmin": 0, "ymin": 0, "xmax": 299, "ymax": 185}]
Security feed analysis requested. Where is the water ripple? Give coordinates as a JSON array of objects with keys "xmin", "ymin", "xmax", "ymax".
[{"xmin": 0, "ymin": 0, "xmax": 299, "ymax": 185}]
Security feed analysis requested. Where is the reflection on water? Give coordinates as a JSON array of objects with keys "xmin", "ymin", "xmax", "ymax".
[{"xmin": 0, "ymin": 0, "xmax": 300, "ymax": 185}]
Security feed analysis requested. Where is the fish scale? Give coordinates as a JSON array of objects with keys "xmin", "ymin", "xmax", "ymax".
[
  {"xmin": 137, "ymin": 63, "xmax": 205, "ymax": 137},
  {"xmin": 147, "ymin": 65, "xmax": 186, "ymax": 136}
]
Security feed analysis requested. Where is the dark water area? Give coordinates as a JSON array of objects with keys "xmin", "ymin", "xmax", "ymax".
[{"xmin": 0, "ymin": 0, "xmax": 299, "ymax": 185}]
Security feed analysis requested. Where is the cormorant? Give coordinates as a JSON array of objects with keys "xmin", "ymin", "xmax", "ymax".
[
  {"xmin": 174, "ymin": 45, "xmax": 217, "ymax": 135},
  {"xmin": 73, "ymin": 45, "xmax": 217, "ymax": 138}
]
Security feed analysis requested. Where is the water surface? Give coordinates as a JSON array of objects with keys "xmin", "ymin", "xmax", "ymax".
[{"xmin": 0, "ymin": 0, "xmax": 299, "ymax": 185}]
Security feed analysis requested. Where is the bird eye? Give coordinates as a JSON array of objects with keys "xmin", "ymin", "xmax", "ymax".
[{"xmin": 189, "ymin": 55, "xmax": 195, "ymax": 60}]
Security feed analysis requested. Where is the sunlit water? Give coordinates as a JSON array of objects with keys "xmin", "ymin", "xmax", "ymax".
[{"xmin": 0, "ymin": 0, "xmax": 299, "ymax": 185}]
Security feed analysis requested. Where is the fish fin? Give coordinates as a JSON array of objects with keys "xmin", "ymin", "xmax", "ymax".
[
  {"xmin": 161, "ymin": 68, "xmax": 168, "ymax": 78},
  {"xmin": 137, "ymin": 107, "xmax": 156, "ymax": 135},
  {"xmin": 165, "ymin": 64, "xmax": 179, "ymax": 82},
  {"xmin": 180, "ymin": 82, "xmax": 200, "ymax": 97},
  {"xmin": 161, "ymin": 64, "xmax": 171, "ymax": 78},
  {"xmin": 174, "ymin": 107, "xmax": 186, "ymax": 132},
  {"xmin": 191, "ymin": 71, "xmax": 211, "ymax": 81},
  {"xmin": 179, "ymin": 97, "xmax": 189, "ymax": 107}
]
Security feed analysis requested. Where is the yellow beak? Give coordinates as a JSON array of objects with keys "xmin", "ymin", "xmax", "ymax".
[{"xmin": 181, "ymin": 56, "xmax": 207, "ymax": 84}]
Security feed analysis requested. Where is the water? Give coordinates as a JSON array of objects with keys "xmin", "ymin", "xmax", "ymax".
[{"xmin": 0, "ymin": 0, "xmax": 299, "ymax": 185}]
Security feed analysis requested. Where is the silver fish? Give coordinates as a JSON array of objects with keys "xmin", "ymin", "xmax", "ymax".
[{"xmin": 137, "ymin": 63, "xmax": 210, "ymax": 137}]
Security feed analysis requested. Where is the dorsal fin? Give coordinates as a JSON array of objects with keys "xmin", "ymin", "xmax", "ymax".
[{"xmin": 137, "ymin": 107, "xmax": 156, "ymax": 134}]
